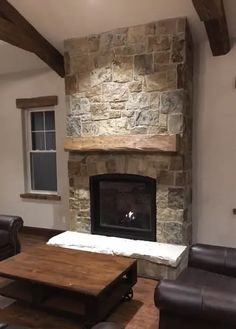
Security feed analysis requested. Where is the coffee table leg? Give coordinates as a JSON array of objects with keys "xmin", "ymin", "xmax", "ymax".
[{"xmin": 83, "ymin": 297, "xmax": 100, "ymax": 329}]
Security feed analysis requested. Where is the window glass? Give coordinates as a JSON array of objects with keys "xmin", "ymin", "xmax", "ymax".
[
  {"xmin": 46, "ymin": 132, "xmax": 56, "ymax": 150},
  {"xmin": 32, "ymin": 132, "xmax": 45, "ymax": 150},
  {"xmin": 30, "ymin": 152, "xmax": 57, "ymax": 191},
  {"xmin": 45, "ymin": 111, "xmax": 55, "ymax": 130},
  {"xmin": 31, "ymin": 112, "xmax": 44, "ymax": 131}
]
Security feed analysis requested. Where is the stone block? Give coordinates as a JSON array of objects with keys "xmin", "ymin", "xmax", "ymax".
[
  {"xmin": 113, "ymin": 56, "xmax": 133, "ymax": 82},
  {"xmin": 134, "ymin": 54, "xmax": 153, "ymax": 75},
  {"xmin": 177, "ymin": 64, "xmax": 186, "ymax": 89},
  {"xmin": 90, "ymin": 66, "xmax": 112, "ymax": 87},
  {"xmin": 177, "ymin": 18, "xmax": 187, "ymax": 33},
  {"xmin": 112, "ymin": 28, "xmax": 128, "ymax": 47},
  {"xmin": 130, "ymin": 126, "xmax": 148, "ymax": 134},
  {"xmin": 81, "ymin": 121, "xmax": 99, "ymax": 136},
  {"xmin": 157, "ymin": 208, "xmax": 184, "ymax": 223},
  {"xmin": 114, "ymin": 43, "xmax": 146, "ymax": 56},
  {"xmin": 90, "ymin": 103, "xmax": 110, "ymax": 120},
  {"xmin": 64, "ymin": 37, "xmax": 89, "ymax": 56},
  {"xmin": 172, "ymin": 33, "xmax": 185, "ymax": 63},
  {"xmin": 136, "ymin": 110, "xmax": 159, "ymax": 126},
  {"xmin": 155, "ymin": 18, "xmax": 178, "ymax": 35},
  {"xmin": 170, "ymin": 155, "xmax": 184, "ymax": 170},
  {"xmin": 126, "ymin": 92, "xmax": 150, "ymax": 110},
  {"xmin": 175, "ymin": 172, "xmax": 186, "ymax": 186},
  {"xmin": 88, "ymin": 35, "xmax": 100, "ymax": 52},
  {"xmin": 106, "ymin": 158, "xmax": 117, "ymax": 173},
  {"xmin": 68, "ymin": 160, "xmax": 80, "ymax": 177},
  {"xmin": 70, "ymin": 96, "xmax": 90, "ymax": 115},
  {"xmin": 156, "ymin": 187, "xmax": 168, "ymax": 209},
  {"xmin": 64, "ymin": 52, "xmax": 71, "ymax": 75},
  {"xmin": 109, "ymin": 111, "xmax": 121, "ymax": 119},
  {"xmin": 103, "ymin": 83, "xmax": 129, "ymax": 102},
  {"xmin": 157, "ymin": 222, "xmax": 184, "ymax": 245},
  {"xmin": 150, "ymin": 92, "xmax": 160, "ymax": 109},
  {"xmin": 66, "ymin": 115, "xmax": 81, "ymax": 136},
  {"xmin": 77, "ymin": 72, "xmax": 91, "ymax": 91},
  {"xmin": 65, "ymin": 75, "xmax": 77, "ymax": 95},
  {"xmin": 154, "ymin": 63, "xmax": 177, "ymax": 73},
  {"xmin": 87, "ymin": 161, "xmax": 97, "ymax": 175},
  {"xmin": 110, "ymin": 102, "xmax": 126, "ymax": 111},
  {"xmin": 100, "ymin": 32, "xmax": 113, "ymax": 49},
  {"xmin": 158, "ymin": 171, "xmax": 174, "ymax": 185},
  {"xmin": 168, "ymin": 188, "xmax": 184, "ymax": 209},
  {"xmin": 86, "ymin": 85, "xmax": 102, "ymax": 102},
  {"xmin": 100, "ymin": 29, "xmax": 127, "ymax": 49},
  {"xmin": 159, "ymin": 113, "xmax": 168, "ymax": 129},
  {"xmin": 146, "ymin": 23, "xmax": 156, "ymax": 35},
  {"xmin": 98, "ymin": 118, "xmax": 128, "ymax": 135},
  {"xmin": 128, "ymin": 81, "xmax": 143, "ymax": 93},
  {"xmin": 70, "ymin": 55, "xmax": 93, "ymax": 74},
  {"xmin": 147, "ymin": 36, "xmax": 171, "ymax": 52},
  {"xmin": 161, "ymin": 90, "xmax": 184, "ymax": 114},
  {"xmin": 168, "ymin": 114, "xmax": 184, "ymax": 134},
  {"xmin": 144, "ymin": 71, "xmax": 176, "ymax": 92},
  {"xmin": 154, "ymin": 51, "xmax": 170, "ymax": 65},
  {"xmin": 127, "ymin": 25, "xmax": 146, "ymax": 43}
]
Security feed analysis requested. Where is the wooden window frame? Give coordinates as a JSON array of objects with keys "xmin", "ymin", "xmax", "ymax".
[{"xmin": 16, "ymin": 96, "xmax": 61, "ymax": 201}]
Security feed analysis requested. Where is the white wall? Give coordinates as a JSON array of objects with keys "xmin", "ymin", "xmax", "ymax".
[
  {"xmin": 0, "ymin": 68, "xmax": 69, "ymax": 230},
  {"xmin": 193, "ymin": 42, "xmax": 236, "ymax": 247}
]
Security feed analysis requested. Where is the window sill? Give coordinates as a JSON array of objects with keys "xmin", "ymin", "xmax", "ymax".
[{"xmin": 20, "ymin": 193, "xmax": 61, "ymax": 201}]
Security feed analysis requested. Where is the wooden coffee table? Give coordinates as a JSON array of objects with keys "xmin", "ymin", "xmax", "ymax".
[{"xmin": 0, "ymin": 245, "xmax": 137, "ymax": 327}]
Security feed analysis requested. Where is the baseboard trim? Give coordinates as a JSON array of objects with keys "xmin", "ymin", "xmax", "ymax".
[{"xmin": 22, "ymin": 226, "xmax": 64, "ymax": 238}]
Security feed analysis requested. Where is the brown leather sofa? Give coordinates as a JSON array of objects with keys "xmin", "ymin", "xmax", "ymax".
[
  {"xmin": 155, "ymin": 244, "xmax": 236, "ymax": 329},
  {"xmin": 0, "ymin": 215, "xmax": 23, "ymax": 261}
]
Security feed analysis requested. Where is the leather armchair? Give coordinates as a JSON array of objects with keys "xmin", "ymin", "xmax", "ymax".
[
  {"xmin": 155, "ymin": 244, "xmax": 236, "ymax": 329},
  {"xmin": 0, "ymin": 215, "xmax": 23, "ymax": 261}
]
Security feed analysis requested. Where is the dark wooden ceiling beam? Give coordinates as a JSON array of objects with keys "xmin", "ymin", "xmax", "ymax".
[
  {"xmin": 0, "ymin": 0, "xmax": 65, "ymax": 77},
  {"xmin": 192, "ymin": 0, "xmax": 230, "ymax": 56}
]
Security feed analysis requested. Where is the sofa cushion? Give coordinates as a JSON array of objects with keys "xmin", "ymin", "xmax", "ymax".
[
  {"xmin": 0, "ymin": 230, "xmax": 9, "ymax": 247},
  {"xmin": 178, "ymin": 267, "xmax": 236, "ymax": 293}
]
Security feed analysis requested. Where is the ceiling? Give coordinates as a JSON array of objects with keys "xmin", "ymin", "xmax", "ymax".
[{"xmin": 0, "ymin": 0, "xmax": 235, "ymax": 75}]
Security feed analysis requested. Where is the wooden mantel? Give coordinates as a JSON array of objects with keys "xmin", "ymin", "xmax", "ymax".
[{"xmin": 64, "ymin": 134, "xmax": 180, "ymax": 153}]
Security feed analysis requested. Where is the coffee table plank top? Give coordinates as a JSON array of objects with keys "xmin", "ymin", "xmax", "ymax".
[{"xmin": 0, "ymin": 245, "xmax": 136, "ymax": 296}]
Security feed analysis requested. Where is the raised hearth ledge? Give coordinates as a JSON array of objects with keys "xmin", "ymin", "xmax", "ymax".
[
  {"xmin": 64, "ymin": 134, "xmax": 180, "ymax": 153},
  {"xmin": 47, "ymin": 231, "xmax": 188, "ymax": 279}
]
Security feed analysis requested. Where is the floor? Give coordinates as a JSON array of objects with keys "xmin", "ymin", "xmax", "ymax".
[{"xmin": 0, "ymin": 233, "xmax": 159, "ymax": 329}]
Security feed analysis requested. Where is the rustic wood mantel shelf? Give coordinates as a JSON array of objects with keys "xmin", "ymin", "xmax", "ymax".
[{"xmin": 64, "ymin": 134, "xmax": 180, "ymax": 153}]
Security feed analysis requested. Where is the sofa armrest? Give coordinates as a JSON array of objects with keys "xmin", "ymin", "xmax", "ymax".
[
  {"xmin": 155, "ymin": 280, "xmax": 236, "ymax": 326},
  {"xmin": 189, "ymin": 244, "xmax": 236, "ymax": 277},
  {"xmin": 0, "ymin": 215, "xmax": 23, "ymax": 253}
]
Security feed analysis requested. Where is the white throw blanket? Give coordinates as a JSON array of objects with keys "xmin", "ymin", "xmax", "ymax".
[{"xmin": 47, "ymin": 231, "xmax": 187, "ymax": 267}]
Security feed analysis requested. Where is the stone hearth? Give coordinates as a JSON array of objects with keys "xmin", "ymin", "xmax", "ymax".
[{"xmin": 64, "ymin": 17, "xmax": 193, "ymax": 245}]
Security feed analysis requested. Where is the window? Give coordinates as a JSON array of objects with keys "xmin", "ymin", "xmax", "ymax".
[{"xmin": 25, "ymin": 108, "xmax": 57, "ymax": 193}]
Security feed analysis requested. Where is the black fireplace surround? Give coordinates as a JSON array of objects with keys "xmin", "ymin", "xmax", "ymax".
[{"xmin": 90, "ymin": 174, "xmax": 156, "ymax": 241}]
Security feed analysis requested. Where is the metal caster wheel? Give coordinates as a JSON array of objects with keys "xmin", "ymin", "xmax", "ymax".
[{"xmin": 122, "ymin": 288, "xmax": 133, "ymax": 302}]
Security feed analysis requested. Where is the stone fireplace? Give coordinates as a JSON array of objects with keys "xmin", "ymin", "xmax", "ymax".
[{"xmin": 64, "ymin": 17, "xmax": 193, "ymax": 245}]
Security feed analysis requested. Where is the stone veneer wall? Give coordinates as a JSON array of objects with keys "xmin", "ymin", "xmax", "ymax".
[{"xmin": 64, "ymin": 17, "xmax": 193, "ymax": 245}]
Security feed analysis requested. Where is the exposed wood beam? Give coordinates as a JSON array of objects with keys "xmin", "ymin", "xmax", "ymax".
[
  {"xmin": 64, "ymin": 135, "xmax": 180, "ymax": 153},
  {"xmin": 192, "ymin": 0, "xmax": 230, "ymax": 56},
  {"xmin": 16, "ymin": 96, "xmax": 58, "ymax": 109},
  {"xmin": 0, "ymin": 0, "xmax": 65, "ymax": 77}
]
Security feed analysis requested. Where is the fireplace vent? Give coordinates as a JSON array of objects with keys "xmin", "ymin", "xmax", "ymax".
[{"xmin": 90, "ymin": 174, "xmax": 156, "ymax": 241}]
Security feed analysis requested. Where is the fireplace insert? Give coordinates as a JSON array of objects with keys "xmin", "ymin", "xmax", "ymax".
[{"xmin": 90, "ymin": 174, "xmax": 156, "ymax": 241}]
